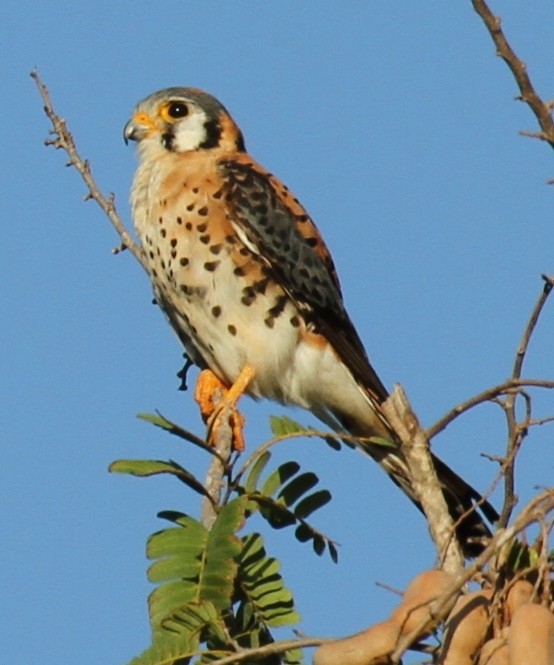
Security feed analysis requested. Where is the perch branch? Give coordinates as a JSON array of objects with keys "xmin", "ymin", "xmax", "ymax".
[{"xmin": 382, "ymin": 385, "xmax": 464, "ymax": 575}]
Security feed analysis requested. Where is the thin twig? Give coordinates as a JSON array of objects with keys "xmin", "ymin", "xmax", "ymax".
[
  {"xmin": 206, "ymin": 636, "xmax": 329, "ymax": 665},
  {"xmin": 512, "ymin": 275, "xmax": 554, "ymax": 379},
  {"xmin": 30, "ymin": 69, "xmax": 147, "ymax": 271},
  {"xmin": 500, "ymin": 275, "xmax": 553, "ymax": 526},
  {"xmin": 471, "ymin": 0, "xmax": 554, "ymax": 149},
  {"xmin": 427, "ymin": 378, "xmax": 554, "ymax": 440}
]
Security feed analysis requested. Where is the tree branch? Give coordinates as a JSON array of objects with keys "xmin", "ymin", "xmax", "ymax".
[
  {"xmin": 471, "ymin": 0, "xmax": 554, "ymax": 149},
  {"xmin": 382, "ymin": 386, "xmax": 464, "ymax": 575},
  {"xmin": 30, "ymin": 69, "xmax": 147, "ymax": 269},
  {"xmin": 427, "ymin": 378, "xmax": 554, "ymax": 440}
]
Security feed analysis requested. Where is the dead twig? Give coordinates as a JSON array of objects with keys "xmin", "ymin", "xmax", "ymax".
[
  {"xmin": 30, "ymin": 69, "xmax": 147, "ymax": 271},
  {"xmin": 471, "ymin": 0, "xmax": 554, "ymax": 149}
]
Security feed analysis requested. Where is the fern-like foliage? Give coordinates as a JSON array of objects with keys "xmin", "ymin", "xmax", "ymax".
[
  {"xmin": 112, "ymin": 412, "xmax": 337, "ymax": 664},
  {"xmin": 237, "ymin": 450, "xmax": 338, "ymax": 562}
]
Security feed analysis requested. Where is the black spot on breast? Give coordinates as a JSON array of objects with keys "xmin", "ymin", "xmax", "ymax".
[
  {"xmin": 234, "ymin": 265, "xmax": 246, "ymax": 277},
  {"xmin": 186, "ymin": 203, "xmax": 195, "ymax": 212},
  {"xmin": 227, "ymin": 324, "xmax": 237, "ymax": 336},
  {"xmin": 179, "ymin": 257, "xmax": 189, "ymax": 266},
  {"xmin": 160, "ymin": 229, "xmax": 167, "ymax": 238},
  {"xmin": 241, "ymin": 286, "xmax": 256, "ymax": 306},
  {"xmin": 304, "ymin": 236, "xmax": 318, "ymax": 248},
  {"xmin": 200, "ymin": 234, "xmax": 211, "ymax": 245},
  {"xmin": 211, "ymin": 306, "xmax": 222, "ymax": 318},
  {"xmin": 267, "ymin": 295, "xmax": 287, "ymax": 318},
  {"xmin": 290, "ymin": 316, "xmax": 300, "ymax": 327},
  {"xmin": 185, "ymin": 222, "xmax": 193, "ymax": 230},
  {"xmin": 196, "ymin": 222, "xmax": 208, "ymax": 232},
  {"xmin": 253, "ymin": 277, "xmax": 270, "ymax": 295},
  {"xmin": 209, "ymin": 243, "xmax": 223, "ymax": 255},
  {"xmin": 204, "ymin": 260, "xmax": 220, "ymax": 272},
  {"xmin": 170, "ymin": 238, "xmax": 178, "ymax": 248},
  {"xmin": 176, "ymin": 216, "xmax": 183, "ymax": 225},
  {"xmin": 197, "ymin": 206, "xmax": 209, "ymax": 217}
]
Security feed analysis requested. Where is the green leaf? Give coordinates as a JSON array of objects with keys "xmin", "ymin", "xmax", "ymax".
[
  {"xmin": 109, "ymin": 459, "xmax": 182, "ymax": 476},
  {"xmin": 126, "ymin": 632, "xmax": 196, "ymax": 665},
  {"xmin": 261, "ymin": 461, "xmax": 300, "ymax": 498},
  {"xmin": 367, "ymin": 435, "xmax": 397, "ymax": 448},
  {"xmin": 278, "ymin": 473, "xmax": 319, "ymax": 507},
  {"xmin": 269, "ymin": 415, "xmax": 309, "ymax": 437},
  {"xmin": 243, "ymin": 451, "xmax": 272, "ymax": 494},
  {"xmin": 109, "ymin": 459, "xmax": 209, "ymax": 499},
  {"xmin": 237, "ymin": 533, "xmax": 301, "ymax": 628},
  {"xmin": 293, "ymin": 490, "xmax": 332, "ymax": 519},
  {"xmin": 147, "ymin": 499, "xmax": 247, "ymax": 631},
  {"xmin": 137, "ymin": 411, "xmax": 214, "ymax": 454}
]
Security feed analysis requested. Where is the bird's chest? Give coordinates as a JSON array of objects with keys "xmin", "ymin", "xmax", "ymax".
[{"xmin": 132, "ymin": 158, "xmax": 302, "ymax": 398}]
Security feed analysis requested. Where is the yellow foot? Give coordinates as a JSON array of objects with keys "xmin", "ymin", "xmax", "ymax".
[{"xmin": 193, "ymin": 366, "xmax": 255, "ymax": 452}]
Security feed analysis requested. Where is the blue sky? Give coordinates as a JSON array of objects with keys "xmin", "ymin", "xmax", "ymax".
[{"xmin": 2, "ymin": 3, "xmax": 553, "ymax": 664}]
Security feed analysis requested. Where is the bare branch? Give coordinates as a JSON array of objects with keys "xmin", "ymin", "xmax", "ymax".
[
  {"xmin": 382, "ymin": 386, "xmax": 464, "ymax": 575},
  {"xmin": 30, "ymin": 69, "xmax": 147, "ymax": 271},
  {"xmin": 471, "ymin": 0, "xmax": 554, "ymax": 149},
  {"xmin": 512, "ymin": 275, "xmax": 554, "ymax": 379},
  {"xmin": 427, "ymin": 378, "xmax": 554, "ymax": 440}
]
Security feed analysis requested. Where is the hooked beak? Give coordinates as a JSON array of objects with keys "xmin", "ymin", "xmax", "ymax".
[{"xmin": 123, "ymin": 112, "xmax": 159, "ymax": 144}]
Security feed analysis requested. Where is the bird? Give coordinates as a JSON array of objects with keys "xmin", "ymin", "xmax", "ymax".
[{"xmin": 124, "ymin": 87, "xmax": 498, "ymax": 556}]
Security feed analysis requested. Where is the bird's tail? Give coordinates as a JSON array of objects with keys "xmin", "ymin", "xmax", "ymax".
[{"xmin": 319, "ymin": 402, "xmax": 498, "ymax": 558}]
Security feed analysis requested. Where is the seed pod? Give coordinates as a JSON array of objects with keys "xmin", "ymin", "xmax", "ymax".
[
  {"xmin": 507, "ymin": 603, "xmax": 554, "ymax": 665},
  {"xmin": 441, "ymin": 590, "xmax": 491, "ymax": 664}
]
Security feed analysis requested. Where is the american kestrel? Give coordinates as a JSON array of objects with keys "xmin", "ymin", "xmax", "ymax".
[{"xmin": 124, "ymin": 87, "xmax": 497, "ymax": 556}]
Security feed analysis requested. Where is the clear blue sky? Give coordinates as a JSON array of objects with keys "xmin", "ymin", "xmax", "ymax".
[{"xmin": 2, "ymin": 3, "xmax": 553, "ymax": 664}]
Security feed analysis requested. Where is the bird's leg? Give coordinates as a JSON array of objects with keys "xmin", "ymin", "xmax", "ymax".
[{"xmin": 194, "ymin": 366, "xmax": 255, "ymax": 452}]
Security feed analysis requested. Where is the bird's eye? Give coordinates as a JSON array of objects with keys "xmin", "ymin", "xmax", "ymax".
[{"xmin": 166, "ymin": 101, "xmax": 189, "ymax": 119}]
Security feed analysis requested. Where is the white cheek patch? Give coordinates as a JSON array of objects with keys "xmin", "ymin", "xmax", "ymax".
[{"xmin": 172, "ymin": 110, "xmax": 208, "ymax": 152}]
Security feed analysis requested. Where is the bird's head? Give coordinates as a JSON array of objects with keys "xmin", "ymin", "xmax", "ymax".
[{"xmin": 124, "ymin": 87, "xmax": 246, "ymax": 157}]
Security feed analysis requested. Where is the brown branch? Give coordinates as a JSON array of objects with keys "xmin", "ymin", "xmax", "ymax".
[
  {"xmin": 382, "ymin": 386, "xmax": 464, "ymax": 575},
  {"xmin": 426, "ymin": 378, "xmax": 554, "ymax": 440},
  {"xmin": 30, "ymin": 69, "xmax": 147, "ymax": 271},
  {"xmin": 471, "ymin": 0, "xmax": 554, "ymax": 149},
  {"xmin": 498, "ymin": 275, "xmax": 553, "ymax": 526},
  {"xmin": 512, "ymin": 275, "xmax": 554, "ymax": 379},
  {"xmin": 208, "ymin": 636, "xmax": 329, "ymax": 665}
]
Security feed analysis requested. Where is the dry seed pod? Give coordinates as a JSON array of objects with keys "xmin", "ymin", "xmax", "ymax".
[
  {"xmin": 478, "ymin": 638, "xmax": 509, "ymax": 665},
  {"xmin": 390, "ymin": 569, "xmax": 453, "ymax": 635},
  {"xmin": 507, "ymin": 603, "xmax": 554, "ymax": 665},
  {"xmin": 505, "ymin": 580, "xmax": 534, "ymax": 622},
  {"xmin": 314, "ymin": 570, "xmax": 453, "ymax": 665},
  {"xmin": 441, "ymin": 590, "xmax": 491, "ymax": 665},
  {"xmin": 313, "ymin": 619, "xmax": 400, "ymax": 665}
]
